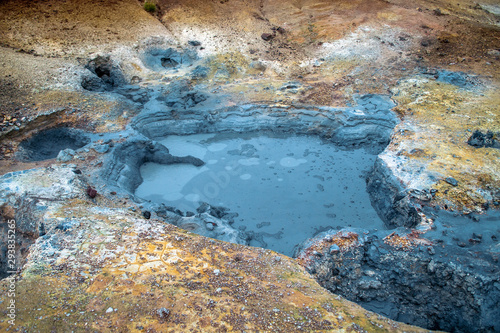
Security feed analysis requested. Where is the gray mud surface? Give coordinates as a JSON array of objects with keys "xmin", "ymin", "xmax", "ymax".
[{"xmin": 136, "ymin": 132, "xmax": 386, "ymax": 256}]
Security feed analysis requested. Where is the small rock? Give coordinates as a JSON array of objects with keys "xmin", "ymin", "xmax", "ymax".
[
  {"xmin": 191, "ymin": 66, "xmax": 210, "ymax": 79},
  {"xmin": 433, "ymin": 8, "xmax": 444, "ymax": 16},
  {"xmin": 487, "ymin": 49, "xmax": 500, "ymax": 57},
  {"xmin": 427, "ymin": 260, "xmax": 436, "ymax": 273},
  {"xmin": 261, "ymin": 33, "xmax": 274, "ymax": 41},
  {"xmin": 188, "ymin": 40, "xmax": 201, "ymax": 46},
  {"xmin": 358, "ymin": 278, "xmax": 382, "ymax": 290},
  {"xmin": 427, "ymin": 247, "xmax": 435, "ymax": 255},
  {"xmin": 206, "ymin": 222, "xmax": 215, "ymax": 231},
  {"xmin": 106, "ymin": 307, "xmax": 114, "ymax": 313},
  {"xmin": 312, "ymin": 250, "xmax": 322, "ymax": 257},
  {"xmin": 94, "ymin": 144, "xmax": 110, "ymax": 154},
  {"xmin": 469, "ymin": 237, "xmax": 481, "ymax": 244},
  {"xmin": 249, "ymin": 61, "xmax": 267, "ymax": 72},
  {"xmin": 445, "ymin": 177, "xmax": 458, "ymax": 186},
  {"xmin": 57, "ymin": 149, "xmax": 75, "ymax": 162},
  {"xmin": 329, "ymin": 244, "xmax": 340, "ymax": 253},
  {"xmin": 156, "ymin": 307, "xmax": 170, "ymax": 320},
  {"xmin": 86, "ymin": 186, "xmax": 97, "ymax": 199},
  {"xmin": 213, "ymin": 269, "xmax": 220, "ymax": 276},
  {"xmin": 143, "ymin": 211, "xmax": 151, "ymax": 219},
  {"xmin": 467, "ymin": 130, "xmax": 500, "ymax": 149}
]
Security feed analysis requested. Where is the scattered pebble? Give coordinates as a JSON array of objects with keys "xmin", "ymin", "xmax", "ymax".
[
  {"xmin": 445, "ymin": 177, "xmax": 458, "ymax": 186},
  {"xmin": 156, "ymin": 307, "xmax": 170, "ymax": 320},
  {"xmin": 86, "ymin": 186, "xmax": 97, "ymax": 198},
  {"xmin": 330, "ymin": 244, "xmax": 340, "ymax": 253}
]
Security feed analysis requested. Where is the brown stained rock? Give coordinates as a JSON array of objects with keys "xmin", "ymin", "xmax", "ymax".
[
  {"xmin": 261, "ymin": 32, "xmax": 275, "ymax": 41},
  {"xmin": 87, "ymin": 186, "xmax": 97, "ymax": 198}
]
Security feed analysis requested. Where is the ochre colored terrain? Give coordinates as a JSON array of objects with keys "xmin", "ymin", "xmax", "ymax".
[{"xmin": 0, "ymin": 0, "xmax": 498, "ymax": 331}]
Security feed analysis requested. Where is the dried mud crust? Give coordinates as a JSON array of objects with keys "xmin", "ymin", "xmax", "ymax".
[{"xmin": 0, "ymin": 0, "xmax": 165, "ymax": 57}]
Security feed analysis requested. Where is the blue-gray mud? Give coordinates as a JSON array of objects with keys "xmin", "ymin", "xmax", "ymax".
[
  {"xmin": 135, "ymin": 132, "xmax": 385, "ymax": 256},
  {"xmin": 102, "ymin": 93, "xmax": 400, "ymax": 248}
]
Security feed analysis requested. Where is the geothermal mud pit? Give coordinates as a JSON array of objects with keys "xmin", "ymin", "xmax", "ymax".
[
  {"xmin": 136, "ymin": 133, "xmax": 385, "ymax": 256},
  {"xmin": 1, "ymin": 66, "xmax": 497, "ymax": 332},
  {"xmin": 1, "ymin": 0, "xmax": 500, "ymax": 331},
  {"xmin": 90, "ymin": 82, "xmax": 497, "ymax": 332}
]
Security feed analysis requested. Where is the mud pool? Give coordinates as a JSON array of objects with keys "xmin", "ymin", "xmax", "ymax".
[{"xmin": 135, "ymin": 132, "xmax": 385, "ymax": 256}]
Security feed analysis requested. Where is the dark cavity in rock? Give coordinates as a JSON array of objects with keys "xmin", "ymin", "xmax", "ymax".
[
  {"xmin": 16, "ymin": 127, "xmax": 90, "ymax": 162},
  {"xmin": 301, "ymin": 209, "xmax": 500, "ymax": 333},
  {"xmin": 81, "ymin": 55, "xmax": 126, "ymax": 91}
]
